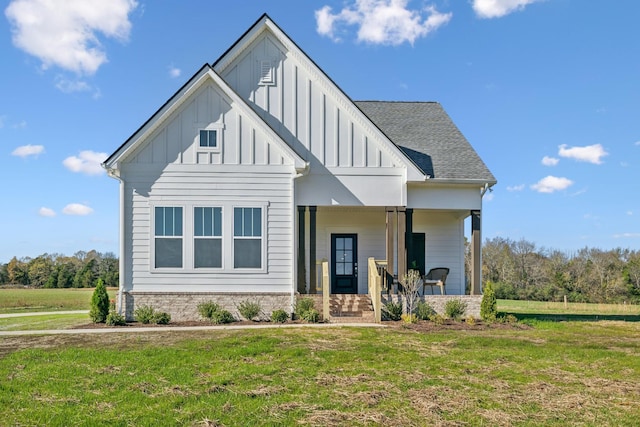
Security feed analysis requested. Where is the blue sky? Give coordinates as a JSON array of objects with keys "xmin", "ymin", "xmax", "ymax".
[{"xmin": 1, "ymin": 0, "xmax": 639, "ymax": 263}]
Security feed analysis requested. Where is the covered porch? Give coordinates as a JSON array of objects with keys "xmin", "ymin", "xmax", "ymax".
[{"xmin": 295, "ymin": 205, "xmax": 484, "ymax": 322}]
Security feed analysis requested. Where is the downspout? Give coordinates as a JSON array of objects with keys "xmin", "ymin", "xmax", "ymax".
[{"xmin": 106, "ymin": 167, "xmax": 126, "ymax": 316}]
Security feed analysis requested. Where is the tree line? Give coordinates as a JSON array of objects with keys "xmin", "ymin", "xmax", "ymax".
[
  {"xmin": 0, "ymin": 250, "xmax": 118, "ymax": 289},
  {"xmin": 474, "ymin": 237, "xmax": 640, "ymax": 304}
]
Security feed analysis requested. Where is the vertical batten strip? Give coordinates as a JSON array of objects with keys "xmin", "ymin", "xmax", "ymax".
[{"xmin": 335, "ymin": 107, "xmax": 339, "ymax": 167}]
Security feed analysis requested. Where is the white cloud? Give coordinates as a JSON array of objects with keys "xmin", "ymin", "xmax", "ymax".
[
  {"xmin": 168, "ymin": 65, "xmax": 181, "ymax": 78},
  {"xmin": 484, "ymin": 192, "xmax": 494, "ymax": 201},
  {"xmin": 530, "ymin": 176, "xmax": 573, "ymax": 193},
  {"xmin": 613, "ymin": 233, "xmax": 640, "ymax": 239},
  {"xmin": 5, "ymin": 0, "xmax": 138, "ymax": 75},
  {"xmin": 63, "ymin": 150, "xmax": 107, "ymax": 175},
  {"xmin": 558, "ymin": 144, "xmax": 608, "ymax": 164},
  {"xmin": 39, "ymin": 207, "xmax": 56, "ymax": 217},
  {"xmin": 627, "ymin": 211, "xmax": 633, "ymax": 216},
  {"xmin": 506, "ymin": 184, "xmax": 525, "ymax": 192},
  {"xmin": 315, "ymin": 0, "xmax": 452, "ymax": 45},
  {"xmin": 635, "ymin": 140, "xmax": 640, "ymax": 146},
  {"xmin": 63, "ymin": 203, "xmax": 93, "ymax": 215},
  {"xmin": 472, "ymin": 0, "xmax": 541, "ymax": 19},
  {"xmin": 12, "ymin": 144, "xmax": 44, "ymax": 158},
  {"xmin": 54, "ymin": 76, "xmax": 91, "ymax": 93},
  {"xmin": 541, "ymin": 156, "xmax": 559, "ymax": 166}
]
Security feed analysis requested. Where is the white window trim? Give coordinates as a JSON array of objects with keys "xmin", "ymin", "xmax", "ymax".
[
  {"xmin": 149, "ymin": 202, "xmax": 268, "ymax": 274},
  {"xmin": 193, "ymin": 206, "xmax": 224, "ymax": 271},
  {"xmin": 232, "ymin": 203, "xmax": 268, "ymax": 272},
  {"xmin": 150, "ymin": 204, "xmax": 185, "ymax": 272},
  {"xmin": 196, "ymin": 123, "xmax": 224, "ymax": 152}
]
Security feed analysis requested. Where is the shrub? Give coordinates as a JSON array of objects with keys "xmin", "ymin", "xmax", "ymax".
[
  {"xmin": 401, "ymin": 313, "xmax": 417, "ymax": 324},
  {"xmin": 89, "ymin": 279, "xmax": 110, "ymax": 323},
  {"xmin": 382, "ymin": 300, "xmax": 403, "ymax": 321},
  {"xmin": 415, "ymin": 300, "xmax": 436, "ymax": 320},
  {"xmin": 237, "ymin": 300, "xmax": 262, "ymax": 321},
  {"xmin": 105, "ymin": 312, "xmax": 127, "ymax": 326},
  {"xmin": 198, "ymin": 301, "xmax": 222, "ymax": 320},
  {"xmin": 444, "ymin": 298, "xmax": 467, "ymax": 320},
  {"xmin": 301, "ymin": 308, "xmax": 320, "ymax": 323},
  {"xmin": 197, "ymin": 301, "xmax": 235, "ymax": 324},
  {"xmin": 152, "ymin": 311, "xmax": 171, "ymax": 325},
  {"xmin": 399, "ymin": 270, "xmax": 422, "ymax": 315},
  {"xmin": 271, "ymin": 309, "xmax": 289, "ymax": 323},
  {"xmin": 295, "ymin": 297, "xmax": 319, "ymax": 322},
  {"xmin": 429, "ymin": 313, "xmax": 445, "ymax": 325},
  {"xmin": 481, "ymin": 281, "xmax": 498, "ymax": 321},
  {"xmin": 134, "ymin": 305, "xmax": 156, "ymax": 324},
  {"xmin": 465, "ymin": 316, "xmax": 476, "ymax": 325}
]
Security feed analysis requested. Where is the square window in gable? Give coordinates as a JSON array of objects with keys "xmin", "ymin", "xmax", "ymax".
[
  {"xmin": 199, "ymin": 129, "xmax": 218, "ymax": 148},
  {"xmin": 259, "ymin": 60, "xmax": 275, "ymax": 86}
]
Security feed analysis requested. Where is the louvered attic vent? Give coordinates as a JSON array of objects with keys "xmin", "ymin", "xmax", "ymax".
[{"xmin": 259, "ymin": 60, "xmax": 274, "ymax": 85}]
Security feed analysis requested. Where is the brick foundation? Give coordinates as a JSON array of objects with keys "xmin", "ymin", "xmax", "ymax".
[
  {"xmin": 118, "ymin": 291, "xmax": 292, "ymax": 322},
  {"xmin": 382, "ymin": 294, "xmax": 482, "ymax": 318}
]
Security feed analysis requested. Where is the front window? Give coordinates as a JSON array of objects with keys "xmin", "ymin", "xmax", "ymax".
[
  {"xmin": 233, "ymin": 207, "xmax": 262, "ymax": 268},
  {"xmin": 154, "ymin": 207, "xmax": 183, "ymax": 268},
  {"xmin": 194, "ymin": 207, "xmax": 222, "ymax": 268}
]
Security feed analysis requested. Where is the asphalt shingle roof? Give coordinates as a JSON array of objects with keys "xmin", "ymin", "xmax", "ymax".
[{"xmin": 355, "ymin": 101, "xmax": 496, "ymax": 183}]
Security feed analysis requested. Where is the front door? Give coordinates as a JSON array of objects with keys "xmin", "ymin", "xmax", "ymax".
[{"xmin": 331, "ymin": 234, "xmax": 358, "ymax": 294}]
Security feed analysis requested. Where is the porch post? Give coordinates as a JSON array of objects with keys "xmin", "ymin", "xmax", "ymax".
[
  {"xmin": 297, "ymin": 206, "xmax": 306, "ymax": 294},
  {"xmin": 385, "ymin": 207, "xmax": 395, "ymax": 279},
  {"xmin": 397, "ymin": 207, "xmax": 406, "ymax": 282},
  {"xmin": 406, "ymin": 208, "xmax": 414, "ymax": 271},
  {"xmin": 471, "ymin": 210, "xmax": 481, "ymax": 295},
  {"xmin": 309, "ymin": 206, "xmax": 317, "ymax": 294}
]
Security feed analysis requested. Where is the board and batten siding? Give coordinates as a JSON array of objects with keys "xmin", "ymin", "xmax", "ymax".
[{"xmin": 218, "ymin": 31, "xmax": 409, "ymax": 206}]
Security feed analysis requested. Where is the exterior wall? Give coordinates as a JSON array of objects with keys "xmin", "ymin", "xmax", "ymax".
[
  {"xmin": 118, "ymin": 77, "xmax": 298, "ymax": 296},
  {"xmin": 407, "ymin": 183, "xmax": 483, "ymax": 210},
  {"xmin": 383, "ymin": 295, "xmax": 482, "ymax": 318},
  {"xmin": 120, "ymin": 291, "xmax": 291, "ymax": 322}
]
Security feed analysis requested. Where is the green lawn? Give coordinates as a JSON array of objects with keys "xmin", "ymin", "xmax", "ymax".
[
  {"xmin": 0, "ymin": 288, "xmax": 116, "ymax": 314},
  {"xmin": 499, "ymin": 299, "xmax": 640, "ymax": 322},
  {"xmin": 1, "ymin": 322, "xmax": 639, "ymax": 426},
  {"xmin": 0, "ymin": 313, "xmax": 90, "ymax": 331}
]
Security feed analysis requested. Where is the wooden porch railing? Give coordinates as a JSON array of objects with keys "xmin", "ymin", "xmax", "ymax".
[{"xmin": 368, "ymin": 257, "xmax": 383, "ymax": 323}]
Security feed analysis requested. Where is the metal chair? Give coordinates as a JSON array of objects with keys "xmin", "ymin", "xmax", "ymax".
[{"xmin": 422, "ymin": 267, "xmax": 449, "ymax": 295}]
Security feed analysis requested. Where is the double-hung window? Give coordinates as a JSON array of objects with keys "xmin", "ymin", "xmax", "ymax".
[
  {"xmin": 154, "ymin": 207, "xmax": 183, "ymax": 268},
  {"xmin": 233, "ymin": 207, "xmax": 262, "ymax": 269},
  {"xmin": 194, "ymin": 207, "xmax": 222, "ymax": 268}
]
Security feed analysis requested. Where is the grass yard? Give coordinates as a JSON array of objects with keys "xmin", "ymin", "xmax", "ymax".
[
  {"xmin": 0, "ymin": 288, "xmax": 116, "ymax": 314},
  {"xmin": 0, "ymin": 313, "xmax": 90, "ymax": 331},
  {"xmin": 1, "ymin": 322, "xmax": 639, "ymax": 426}
]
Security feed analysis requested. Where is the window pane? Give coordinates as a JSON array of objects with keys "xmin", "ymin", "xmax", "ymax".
[
  {"xmin": 234, "ymin": 239, "xmax": 261, "ymax": 268},
  {"xmin": 195, "ymin": 238, "xmax": 222, "ymax": 268},
  {"xmin": 209, "ymin": 130, "xmax": 217, "ymax": 147},
  {"xmin": 252, "ymin": 208, "xmax": 261, "ymax": 236},
  {"xmin": 336, "ymin": 238, "xmax": 344, "ymax": 251},
  {"xmin": 344, "ymin": 251, "xmax": 352, "ymax": 262},
  {"xmin": 344, "ymin": 238, "xmax": 352, "ymax": 250},
  {"xmin": 155, "ymin": 207, "xmax": 164, "ymax": 236},
  {"xmin": 155, "ymin": 238, "xmax": 182, "ymax": 268},
  {"xmin": 199, "ymin": 130, "xmax": 207, "ymax": 147},
  {"xmin": 336, "ymin": 262, "xmax": 344, "ymax": 275},
  {"xmin": 165, "ymin": 208, "xmax": 174, "ymax": 236},
  {"xmin": 174, "ymin": 207, "xmax": 182, "ymax": 236},
  {"xmin": 194, "ymin": 207, "xmax": 203, "ymax": 237},
  {"xmin": 204, "ymin": 207, "xmax": 213, "ymax": 236},
  {"xmin": 234, "ymin": 208, "xmax": 243, "ymax": 236},
  {"xmin": 213, "ymin": 207, "xmax": 222, "ymax": 236},
  {"xmin": 243, "ymin": 208, "xmax": 252, "ymax": 236}
]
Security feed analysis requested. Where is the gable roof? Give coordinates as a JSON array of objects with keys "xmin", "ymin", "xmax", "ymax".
[
  {"xmin": 103, "ymin": 64, "xmax": 307, "ymax": 172},
  {"xmin": 355, "ymin": 101, "xmax": 496, "ymax": 185},
  {"xmin": 212, "ymin": 14, "xmax": 427, "ymax": 182}
]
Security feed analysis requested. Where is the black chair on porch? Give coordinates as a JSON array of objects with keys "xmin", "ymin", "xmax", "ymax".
[{"xmin": 422, "ymin": 268, "xmax": 449, "ymax": 295}]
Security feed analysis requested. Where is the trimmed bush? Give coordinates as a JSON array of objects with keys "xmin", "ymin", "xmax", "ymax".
[
  {"xmin": 152, "ymin": 311, "xmax": 171, "ymax": 325},
  {"xmin": 415, "ymin": 300, "xmax": 436, "ymax": 320},
  {"xmin": 401, "ymin": 313, "xmax": 417, "ymax": 324},
  {"xmin": 481, "ymin": 281, "xmax": 498, "ymax": 321},
  {"xmin": 444, "ymin": 298, "xmax": 467, "ymax": 320},
  {"xmin": 295, "ymin": 297, "xmax": 319, "ymax": 323},
  {"xmin": 198, "ymin": 301, "xmax": 235, "ymax": 324},
  {"xmin": 382, "ymin": 300, "xmax": 403, "ymax": 321},
  {"xmin": 134, "ymin": 305, "xmax": 156, "ymax": 324},
  {"xmin": 301, "ymin": 308, "xmax": 320, "ymax": 323},
  {"xmin": 89, "ymin": 279, "xmax": 110, "ymax": 323},
  {"xmin": 271, "ymin": 309, "xmax": 289, "ymax": 323},
  {"xmin": 237, "ymin": 300, "xmax": 262, "ymax": 321},
  {"xmin": 106, "ymin": 312, "xmax": 126, "ymax": 326}
]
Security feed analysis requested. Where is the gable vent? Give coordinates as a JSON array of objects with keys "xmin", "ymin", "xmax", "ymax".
[{"xmin": 259, "ymin": 60, "xmax": 275, "ymax": 85}]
